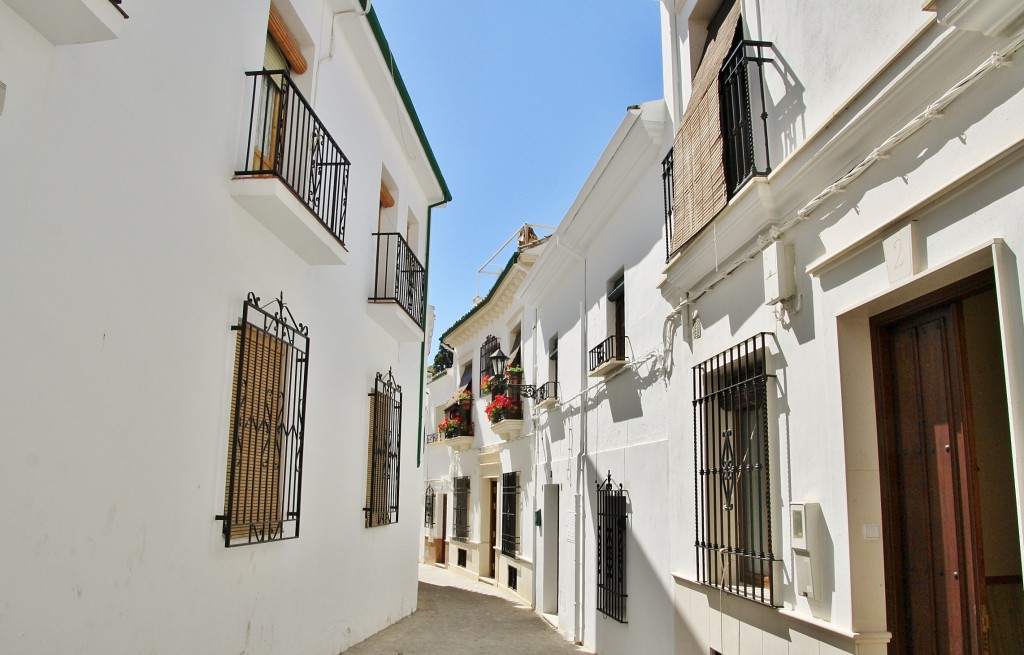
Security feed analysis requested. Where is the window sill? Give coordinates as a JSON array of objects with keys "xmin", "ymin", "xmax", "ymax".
[
  {"xmin": 443, "ymin": 434, "xmax": 474, "ymax": 451},
  {"xmin": 7, "ymin": 0, "xmax": 124, "ymax": 45},
  {"xmin": 536, "ymin": 397, "xmax": 559, "ymax": 410},
  {"xmin": 230, "ymin": 176, "xmax": 348, "ymax": 265}
]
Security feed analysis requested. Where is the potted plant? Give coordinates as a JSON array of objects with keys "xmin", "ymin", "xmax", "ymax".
[
  {"xmin": 506, "ymin": 365, "xmax": 524, "ymax": 385},
  {"xmin": 480, "ymin": 374, "xmax": 500, "ymax": 394},
  {"xmin": 485, "ymin": 394, "xmax": 522, "ymax": 424},
  {"xmin": 438, "ymin": 415, "xmax": 466, "ymax": 438},
  {"xmin": 456, "ymin": 389, "xmax": 473, "ymax": 410}
]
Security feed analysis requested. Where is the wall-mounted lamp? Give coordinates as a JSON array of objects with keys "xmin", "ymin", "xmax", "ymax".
[{"xmin": 489, "ymin": 348, "xmax": 538, "ymax": 399}]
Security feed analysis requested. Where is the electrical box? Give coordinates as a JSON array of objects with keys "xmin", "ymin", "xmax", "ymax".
[
  {"xmin": 763, "ymin": 241, "xmax": 795, "ymax": 305},
  {"xmin": 791, "ymin": 502, "xmax": 822, "ymax": 600}
]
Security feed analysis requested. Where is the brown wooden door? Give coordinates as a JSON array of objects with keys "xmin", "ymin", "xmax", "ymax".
[{"xmin": 874, "ymin": 292, "xmax": 986, "ymax": 654}]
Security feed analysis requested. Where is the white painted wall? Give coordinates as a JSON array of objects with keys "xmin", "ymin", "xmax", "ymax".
[{"xmin": 0, "ymin": 1, "xmax": 444, "ymax": 653}]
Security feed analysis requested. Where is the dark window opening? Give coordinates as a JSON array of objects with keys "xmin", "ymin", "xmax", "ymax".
[
  {"xmin": 424, "ymin": 486, "xmax": 435, "ymax": 528},
  {"xmin": 508, "ymin": 565, "xmax": 519, "ymax": 591},
  {"xmin": 453, "ymin": 477, "xmax": 471, "ymax": 542},
  {"xmin": 457, "ymin": 548, "xmax": 467, "ymax": 568},
  {"xmin": 597, "ymin": 472, "xmax": 628, "ymax": 622},
  {"xmin": 365, "ymin": 370, "xmax": 402, "ymax": 528},
  {"xmin": 501, "ymin": 472, "xmax": 520, "ymax": 557},
  {"xmin": 693, "ymin": 333, "xmax": 778, "ymax": 606}
]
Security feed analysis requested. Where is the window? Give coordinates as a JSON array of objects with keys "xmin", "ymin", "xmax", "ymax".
[
  {"xmin": 668, "ymin": 0, "xmax": 773, "ymax": 259},
  {"xmin": 508, "ymin": 565, "xmax": 519, "ymax": 591},
  {"xmin": 589, "ymin": 274, "xmax": 626, "ymax": 373},
  {"xmin": 424, "ymin": 486, "xmax": 435, "ymax": 528},
  {"xmin": 480, "ymin": 335, "xmax": 499, "ymax": 386},
  {"xmin": 693, "ymin": 333, "xmax": 777, "ymax": 605},
  {"xmin": 453, "ymin": 477, "xmax": 471, "ymax": 542},
  {"xmin": 501, "ymin": 472, "xmax": 520, "ymax": 557},
  {"xmin": 597, "ymin": 472, "xmax": 628, "ymax": 622},
  {"xmin": 365, "ymin": 370, "xmax": 402, "ymax": 528},
  {"xmin": 457, "ymin": 548, "xmax": 468, "ymax": 568},
  {"xmin": 219, "ymin": 292, "xmax": 309, "ymax": 547}
]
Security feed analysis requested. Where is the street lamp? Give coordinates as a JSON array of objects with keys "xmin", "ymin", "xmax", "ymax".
[{"xmin": 489, "ymin": 347, "xmax": 537, "ymax": 399}]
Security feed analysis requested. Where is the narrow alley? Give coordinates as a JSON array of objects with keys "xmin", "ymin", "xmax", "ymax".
[{"xmin": 341, "ymin": 565, "xmax": 590, "ymax": 655}]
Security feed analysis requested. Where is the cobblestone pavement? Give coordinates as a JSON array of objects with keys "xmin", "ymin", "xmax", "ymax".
[{"xmin": 341, "ymin": 564, "xmax": 591, "ymax": 655}]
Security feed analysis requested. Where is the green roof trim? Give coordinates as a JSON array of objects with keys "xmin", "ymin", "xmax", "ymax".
[
  {"xmin": 440, "ymin": 252, "xmax": 520, "ymax": 343},
  {"xmin": 363, "ymin": 2, "xmax": 452, "ymax": 203}
]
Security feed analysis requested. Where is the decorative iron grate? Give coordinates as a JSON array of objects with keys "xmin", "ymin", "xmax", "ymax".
[
  {"xmin": 597, "ymin": 471, "xmax": 628, "ymax": 622},
  {"xmin": 693, "ymin": 333, "xmax": 778, "ymax": 605},
  {"xmin": 501, "ymin": 471, "xmax": 520, "ymax": 557},
  {"xmin": 369, "ymin": 232, "xmax": 426, "ymax": 328},
  {"xmin": 236, "ymin": 70, "xmax": 351, "ymax": 245},
  {"xmin": 364, "ymin": 369, "xmax": 402, "ymax": 528},
  {"xmin": 720, "ymin": 40, "xmax": 773, "ymax": 197},
  {"xmin": 453, "ymin": 477, "xmax": 470, "ymax": 542},
  {"xmin": 424, "ymin": 486, "xmax": 435, "ymax": 528},
  {"xmin": 480, "ymin": 335, "xmax": 499, "ymax": 383},
  {"xmin": 217, "ymin": 292, "xmax": 309, "ymax": 547},
  {"xmin": 535, "ymin": 381, "xmax": 559, "ymax": 404}
]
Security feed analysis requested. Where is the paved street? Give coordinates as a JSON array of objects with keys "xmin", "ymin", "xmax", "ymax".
[{"xmin": 341, "ymin": 565, "xmax": 591, "ymax": 655}]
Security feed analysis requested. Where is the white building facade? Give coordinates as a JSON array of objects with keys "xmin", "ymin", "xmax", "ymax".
[
  {"xmin": 658, "ymin": 0, "xmax": 1024, "ymax": 653},
  {"xmin": 0, "ymin": 1, "xmax": 449, "ymax": 653}
]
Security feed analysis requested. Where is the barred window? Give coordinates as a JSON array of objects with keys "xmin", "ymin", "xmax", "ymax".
[
  {"xmin": 480, "ymin": 334, "xmax": 499, "ymax": 384},
  {"xmin": 453, "ymin": 477, "xmax": 470, "ymax": 542},
  {"xmin": 365, "ymin": 370, "xmax": 402, "ymax": 528},
  {"xmin": 597, "ymin": 472, "xmax": 628, "ymax": 622},
  {"xmin": 218, "ymin": 292, "xmax": 308, "ymax": 547},
  {"xmin": 501, "ymin": 471, "xmax": 520, "ymax": 557},
  {"xmin": 693, "ymin": 333, "xmax": 778, "ymax": 605},
  {"xmin": 424, "ymin": 486, "xmax": 435, "ymax": 528},
  {"xmin": 662, "ymin": 149, "xmax": 674, "ymax": 263}
]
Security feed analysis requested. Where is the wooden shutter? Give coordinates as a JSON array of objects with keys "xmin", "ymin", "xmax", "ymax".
[
  {"xmin": 671, "ymin": 1, "xmax": 742, "ymax": 254},
  {"xmin": 267, "ymin": 4, "xmax": 307, "ymax": 74}
]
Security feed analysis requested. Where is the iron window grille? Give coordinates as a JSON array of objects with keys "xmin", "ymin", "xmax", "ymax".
[
  {"xmin": 364, "ymin": 370, "xmax": 402, "ymax": 528},
  {"xmin": 597, "ymin": 471, "xmax": 628, "ymax": 623},
  {"xmin": 453, "ymin": 477, "xmax": 471, "ymax": 542},
  {"xmin": 662, "ymin": 149, "xmax": 674, "ymax": 263},
  {"xmin": 425, "ymin": 431, "xmax": 440, "ymax": 444},
  {"xmin": 501, "ymin": 471, "xmax": 520, "ymax": 557},
  {"xmin": 217, "ymin": 292, "xmax": 309, "ymax": 547},
  {"xmin": 480, "ymin": 335, "xmax": 499, "ymax": 384},
  {"xmin": 369, "ymin": 232, "xmax": 426, "ymax": 328},
  {"xmin": 236, "ymin": 70, "xmax": 351, "ymax": 245},
  {"xmin": 424, "ymin": 486, "xmax": 435, "ymax": 528},
  {"xmin": 693, "ymin": 333, "xmax": 778, "ymax": 606},
  {"xmin": 719, "ymin": 40, "xmax": 773, "ymax": 197}
]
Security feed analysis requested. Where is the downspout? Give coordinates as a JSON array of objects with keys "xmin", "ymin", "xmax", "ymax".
[
  {"xmin": 575, "ymin": 256, "xmax": 588, "ymax": 645},
  {"xmin": 417, "ymin": 199, "xmax": 446, "ymax": 468}
]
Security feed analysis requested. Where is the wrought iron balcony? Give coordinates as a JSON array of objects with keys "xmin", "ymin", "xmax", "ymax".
[
  {"xmin": 720, "ymin": 40, "xmax": 773, "ymax": 197},
  {"xmin": 425, "ymin": 431, "xmax": 440, "ymax": 444},
  {"xmin": 589, "ymin": 335, "xmax": 627, "ymax": 376},
  {"xmin": 369, "ymin": 232, "xmax": 426, "ymax": 329},
  {"xmin": 535, "ymin": 381, "xmax": 559, "ymax": 408},
  {"xmin": 236, "ymin": 70, "xmax": 351, "ymax": 246}
]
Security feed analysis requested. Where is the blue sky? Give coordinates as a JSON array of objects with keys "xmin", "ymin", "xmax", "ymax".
[{"xmin": 371, "ymin": 2, "xmax": 665, "ymax": 357}]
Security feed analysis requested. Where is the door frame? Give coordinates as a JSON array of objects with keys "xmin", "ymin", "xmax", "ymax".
[{"xmin": 870, "ymin": 269, "xmax": 993, "ymax": 654}]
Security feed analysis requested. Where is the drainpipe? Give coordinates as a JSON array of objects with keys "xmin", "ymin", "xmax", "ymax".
[
  {"xmin": 417, "ymin": 199, "xmax": 446, "ymax": 468},
  {"xmin": 575, "ymin": 256, "xmax": 588, "ymax": 645}
]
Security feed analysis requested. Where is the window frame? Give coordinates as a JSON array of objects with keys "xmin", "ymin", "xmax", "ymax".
[
  {"xmin": 364, "ymin": 369, "xmax": 402, "ymax": 528},
  {"xmin": 693, "ymin": 333, "xmax": 778, "ymax": 605},
  {"xmin": 501, "ymin": 471, "xmax": 520, "ymax": 557}
]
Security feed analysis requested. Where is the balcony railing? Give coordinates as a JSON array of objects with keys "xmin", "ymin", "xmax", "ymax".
[
  {"xmin": 236, "ymin": 70, "xmax": 351, "ymax": 245},
  {"xmin": 589, "ymin": 335, "xmax": 626, "ymax": 372},
  {"xmin": 720, "ymin": 40, "xmax": 773, "ymax": 196},
  {"xmin": 535, "ymin": 381, "xmax": 559, "ymax": 404},
  {"xmin": 370, "ymin": 232, "xmax": 426, "ymax": 328},
  {"xmin": 425, "ymin": 431, "xmax": 440, "ymax": 444}
]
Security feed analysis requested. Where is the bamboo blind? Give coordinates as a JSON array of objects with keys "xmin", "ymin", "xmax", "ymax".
[
  {"xmin": 225, "ymin": 326, "xmax": 286, "ymax": 542},
  {"xmin": 670, "ymin": 2, "xmax": 742, "ymax": 255}
]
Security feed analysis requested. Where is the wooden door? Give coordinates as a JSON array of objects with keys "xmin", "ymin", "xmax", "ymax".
[
  {"xmin": 873, "ymin": 282, "xmax": 987, "ymax": 654},
  {"xmin": 439, "ymin": 495, "xmax": 447, "ymax": 564}
]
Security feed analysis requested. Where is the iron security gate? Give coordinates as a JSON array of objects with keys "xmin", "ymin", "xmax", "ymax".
[
  {"xmin": 365, "ymin": 370, "xmax": 402, "ymax": 528},
  {"xmin": 218, "ymin": 292, "xmax": 309, "ymax": 547},
  {"xmin": 597, "ymin": 471, "xmax": 628, "ymax": 622}
]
